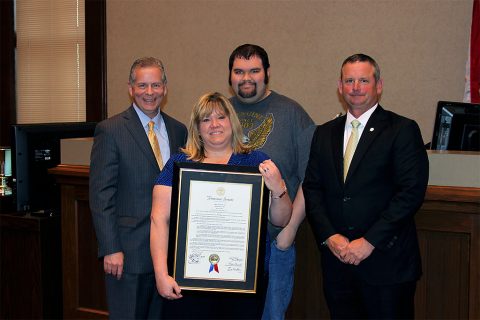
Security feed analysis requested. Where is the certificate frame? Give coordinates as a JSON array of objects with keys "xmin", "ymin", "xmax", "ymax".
[{"xmin": 168, "ymin": 161, "xmax": 268, "ymax": 294}]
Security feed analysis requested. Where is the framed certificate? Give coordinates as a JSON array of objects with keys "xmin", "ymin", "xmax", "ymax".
[{"xmin": 168, "ymin": 162, "xmax": 268, "ymax": 294}]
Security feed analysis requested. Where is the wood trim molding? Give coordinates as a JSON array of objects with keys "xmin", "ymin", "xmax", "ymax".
[
  {"xmin": 48, "ymin": 166, "xmax": 480, "ymax": 206},
  {"xmin": 0, "ymin": 0, "xmax": 16, "ymax": 146},
  {"xmin": 425, "ymin": 185, "xmax": 480, "ymax": 204},
  {"xmin": 85, "ymin": 0, "xmax": 107, "ymax": 121},
  {"xmin": 49, "ymin": 164, "xmax": 90, "ymax": 177},
  {"xmin": 48, "ymin": 165, "xmax": 90, "ymax": 186}
]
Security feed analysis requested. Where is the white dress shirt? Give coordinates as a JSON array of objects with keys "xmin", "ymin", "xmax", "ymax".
[
  {"xmin": 343, "ymin": 104, "xmax": 378, "ymax": 155},
  {"xmin": 133, "ymin": 104, "xmax": 171, "ymax": 164}
]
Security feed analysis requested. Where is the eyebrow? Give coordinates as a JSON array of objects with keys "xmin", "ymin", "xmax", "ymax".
[{"xmin": 233, "ymin": 67, "xmax": 261, "ymax": 71}]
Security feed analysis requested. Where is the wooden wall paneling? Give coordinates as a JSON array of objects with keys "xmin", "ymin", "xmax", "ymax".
[
  {"xmin": 415, "ymin": 186, "xmax": 480, "ymax": 319},
  {"xmin": 287, "ymin": 222, "xmax": 329, "ymax": 319},
  {"xmin": 50, "ymin": 165, "xmax": 108, "ymax": 319},
  {"xmin": 77, "ymin": 198, "xmax": 107, "ymax": 311},
  {"xmin": 471, "ymin": 210, "xmax": 480, "ymax": 319},
  {"xmin": 287, "ymin": 185, "xmax": 479, "ymax": 320},
  {"xmin": 49, "ymin": 165, "xmax": 479, "ymax": 320},
  {"xmin": 85, "ymin": 0, "xmax": 107, "ymax": 121},
  {"xmin": 0, "ymin": 0, "xmax": 16, "ymax": 145},
  {"xmin": 416, "ymin": 230, "xmax": 470, "ymax": 319},
  {"xmin": 61, "ymin": 184, "xmax": 77, "ymax": 319},
  {"xmin": 0, "ymin": 214, "xmax": 62, "ymax": 319}
]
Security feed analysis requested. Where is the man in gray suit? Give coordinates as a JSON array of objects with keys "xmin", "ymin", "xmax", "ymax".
[{"xmin": 90, "ymin": 57, "xmax": 187, "ymax": 319}]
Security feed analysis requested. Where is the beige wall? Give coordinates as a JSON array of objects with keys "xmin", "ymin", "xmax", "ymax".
[{"xmin": 106, "ymin": 0, "xmax": 472, "ymax": 142}]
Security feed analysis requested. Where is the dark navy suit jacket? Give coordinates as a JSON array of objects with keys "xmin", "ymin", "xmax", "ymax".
[{"xmin": 303, "ymin": 106, "xmax": 429, "ymax": 285}]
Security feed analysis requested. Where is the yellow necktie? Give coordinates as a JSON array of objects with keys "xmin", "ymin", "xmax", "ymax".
[
  {"xmin": 344, "ymin": 119, "xmax": 361, "ymax": 181},
  {"xmin": 148, "ymin": 121, "xmax": 164, "ymax": 170}
]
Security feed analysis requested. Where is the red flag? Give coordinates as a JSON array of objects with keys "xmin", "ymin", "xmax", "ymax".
[{"xmin": 471, "ymin": 0, "xmax": 480, "ymax": 102}]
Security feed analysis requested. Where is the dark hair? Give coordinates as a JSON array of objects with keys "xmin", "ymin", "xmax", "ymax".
[
  {"xmin": 228, "ymin": 44, "xmax": 270, "ymax": 85},
  {"xmin": 340, "ymin": 53, "xmax": 381, "ymax": 82},
  {"xmin": 129, "ymin": 57, "xmax": 167, "ymax": 85}
]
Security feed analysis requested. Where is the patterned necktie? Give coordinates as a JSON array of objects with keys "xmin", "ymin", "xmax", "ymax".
[
  {"xmin": 148, "ymin": 121, "xmax": 164, "ymax": 170},
  {"xmin": 344, "ymin": 119, "xmax": 361, "ymax": 181}
]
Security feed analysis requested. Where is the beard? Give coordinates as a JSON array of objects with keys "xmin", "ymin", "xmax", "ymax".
[{"xmin": 237, "ymin": 81, "xmax": 257, "ymax": 99}]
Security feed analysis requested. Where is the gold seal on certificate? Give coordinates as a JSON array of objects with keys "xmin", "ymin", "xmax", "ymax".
[
  {"xmin": 208, "ymin": 254, "xmax": 220, "ymax": 273},
  {"xmin": 216, "ymin": 187, "xmax": 225, "ymax": 196}
]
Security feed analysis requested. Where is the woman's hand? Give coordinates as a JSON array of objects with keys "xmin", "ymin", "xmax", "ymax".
[
  {"xmin": 259, "ymin": 159, "xmax": 285, "ymax": 196},
  {"xmin": 259, "ymin": 159, "xmax": 292, "ymax": 227},
  {"xmin": 155, "ymin": 274, "xmax": 183, "ymax": 300}
]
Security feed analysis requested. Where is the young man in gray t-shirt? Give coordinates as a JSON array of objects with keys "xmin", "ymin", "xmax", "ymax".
[{"xmin": 228, "ymin": 43, "xmax": 315, "ymax": 320}]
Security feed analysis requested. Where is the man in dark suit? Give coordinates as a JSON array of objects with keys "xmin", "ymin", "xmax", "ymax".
[
  {"xmin": 90, "ymin": 57, "xmax": 187, "ymax": 319},
  {"xmin": 303, "ymin": 53, "xmax": 429, "ymax": 319}
]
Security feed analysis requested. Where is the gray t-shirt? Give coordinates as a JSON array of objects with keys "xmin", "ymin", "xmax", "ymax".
[{"xmin": 230, "ymin": 90, "xmax": 315, "ymax": 200}]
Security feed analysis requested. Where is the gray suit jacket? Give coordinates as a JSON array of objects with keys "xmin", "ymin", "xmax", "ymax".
[{"xmin": 89, "ymin": 106, "xmax": 187, "ymax": 274}]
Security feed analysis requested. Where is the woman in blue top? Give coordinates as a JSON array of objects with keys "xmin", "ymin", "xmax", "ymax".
[{"xmin": 150, "ymin": 92, "xmax": 292, "ymax": 319}]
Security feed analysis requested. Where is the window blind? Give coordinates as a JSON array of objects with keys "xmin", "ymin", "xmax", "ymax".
[{"xmin": 16, "ymin": 0, "xmax": 85, "ymax": 123}]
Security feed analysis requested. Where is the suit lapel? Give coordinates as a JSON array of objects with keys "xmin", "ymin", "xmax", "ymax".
[
  {"xmin": 332, "ymin": 116, "xmax": 346, "ymax": 186},
  {"xmin": 162, "ymin": 112, "xmax": 180, "ymax": 154},
  {"xmin": 345, "ymin": 106, "xmax": 389, "ymax": 182},
  {"xmin": 123, "ymin": 106, "xmax": 159, "ymax": 170}
]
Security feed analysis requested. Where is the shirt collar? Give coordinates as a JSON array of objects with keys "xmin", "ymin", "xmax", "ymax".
[
  {"xmin": 346, "ymin": 103, "xmax": 378, "ymax": 128},
  {"xmin": 132, "ymin": 103, "xmax": 163, "ymax": 129}
]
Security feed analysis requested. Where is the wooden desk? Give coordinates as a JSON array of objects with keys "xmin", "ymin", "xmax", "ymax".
[
  {"xmin": 415, "ymin": 186, "xmax": 480, "ymax": 319},
  {"xmin": 49, "ymin": 164, "xmax": 107, "ymax": 319},
  {"xmin": 0, "ymin": 212, "xmax": 62, "ymax": 319},
  {"xmin": 287, "ymin": 186, "xmax": 480, "ymax": 319},
  {"xmin": 49, "ymin": 164, "xmax": 480, "ymax": 319}
]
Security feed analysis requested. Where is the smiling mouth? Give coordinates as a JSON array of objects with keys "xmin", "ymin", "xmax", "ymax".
[{"xmin": 143, "ymin": 97, "xmax": 155, "ymax": 101}]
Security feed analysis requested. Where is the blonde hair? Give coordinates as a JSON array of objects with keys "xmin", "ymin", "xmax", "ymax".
[{"xmin": 182, "ymin": 92, "xmax": 251, "ymax": 161}]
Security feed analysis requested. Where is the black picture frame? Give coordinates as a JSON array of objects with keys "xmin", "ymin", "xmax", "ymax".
[{"xmin": 168, "ymin": 161, "xmax": 268, "ymax": 294}]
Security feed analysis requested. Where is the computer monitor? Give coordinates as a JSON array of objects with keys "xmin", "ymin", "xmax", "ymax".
[
  {"xmin": 431, "ymin": 101, "xmax": 480, "ymax": 151},
  {"xmin": 11, "ymin": 122, "xmax": 97, "ymax": 212}
]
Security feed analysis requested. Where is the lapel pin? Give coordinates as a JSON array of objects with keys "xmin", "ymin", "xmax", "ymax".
[{"xmin": 369, "ymin": 127, "xmax": 374, "ymax": 132}]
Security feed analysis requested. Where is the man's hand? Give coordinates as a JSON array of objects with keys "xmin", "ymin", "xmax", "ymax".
[
  {"xmin": 326, "ymin": 234, "xmax": 350, "ymax": 261},
  {"xmin": 343, "ymin": 237, "xmax": 375, "ymax": 265},
  {"xmin": 104, "ymin": 252, "xmax": 124, "ymax": 280}
]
